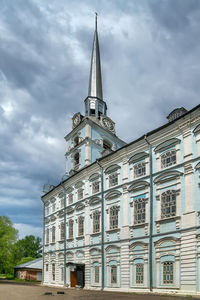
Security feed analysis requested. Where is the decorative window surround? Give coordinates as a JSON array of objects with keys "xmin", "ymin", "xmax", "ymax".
[
  {"xmin": 154, "ymin": 237, "xmax": 180, "ymax": 289},
  {"xmin": 105, "ymin": 164, "xmax": 121, "ymax": 189},
  {"xmin": 154, "ymin": 138, "xmax": 180, "ymax": 172},
  {"xmin": 129, "ymin": 242, "xmax": 148, "ymax": 288},
  {"xmin": 105, "ymin": 246, "xmax": 120, "ymax": 288}
]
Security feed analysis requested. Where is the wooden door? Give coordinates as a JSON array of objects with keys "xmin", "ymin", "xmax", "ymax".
[{"xmin": 70, "ymin": 271, "xmax": 77, "ymax": 287}]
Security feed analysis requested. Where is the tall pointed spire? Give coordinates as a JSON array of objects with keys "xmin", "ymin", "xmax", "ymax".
[{"xmin": 88, "ymin": 13, "xmax": 103, "ymax": 100}]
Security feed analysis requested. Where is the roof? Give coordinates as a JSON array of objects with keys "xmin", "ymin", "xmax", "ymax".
[{"xmin": 14, "ymin": 258, "xmax": 42, "ymax": 270}]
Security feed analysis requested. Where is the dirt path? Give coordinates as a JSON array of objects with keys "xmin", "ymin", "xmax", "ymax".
[{"xmin": 0, "ymin": 281, "xmax": 190, "ymax": 300}]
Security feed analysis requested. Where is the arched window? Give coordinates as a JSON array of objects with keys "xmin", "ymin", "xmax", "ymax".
[
  {"xmin": 94, "ymin": 265, "xmax": 100, "ymax": 283},
  {"xmin": 93, "ymin": 211, "xmax": 100, "ymax": 233},
  {"xmin": 161, "ymin": 150, "xmax": 176, "ymax": 169},
  {"xmin": 78, "ymin": 216, "xmax": 84, "ymax": 236},
  {"xmin": 163, "ymin": 261, "xmax": 174, "ymax": 284},
  {"xmin": 135, "ymin": 263, "xmax": 144, "ymax": 284},
  {"xmin": 134, "ymin": 198, "xmax": 146, "ymax": 224},
  {"xmin": 111, "ymin": 265, "xmax": 117, "ymax": 284},
  {"xmin": 110, "ymin": 206, "xmax": 119, "ymax": 229},
  {"xmin": 161, "ymin": 190, "xmax": 176, "ymax": 219},
  {"xmin": 52, "ymin": 226, "xmax": 55, "ymax": 243},
  {"xmin": 60, "ymin": 222, "xmax": 64, "ymax": 241}
]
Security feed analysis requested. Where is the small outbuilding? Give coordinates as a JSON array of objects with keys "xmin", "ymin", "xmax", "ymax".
[{"xmin": 14, "ymin": 258, "xmax": 42, "ymax": 281}]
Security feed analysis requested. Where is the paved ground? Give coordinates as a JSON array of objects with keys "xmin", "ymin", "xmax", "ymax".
[{"xmin": 0, "ymin": 280, "xmax": 194, "ymax": 300}]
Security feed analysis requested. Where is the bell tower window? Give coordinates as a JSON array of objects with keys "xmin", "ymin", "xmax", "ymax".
[
  {"xmin": 103, "ymin": 140, "xmax": 112, "ymax": 150},
  {"xmin": 74, "ymin": 153, "xmax": 80, "ymax": 169},
  {"xmin": 74, "ymin": 136, "xmax": 79, "ymax": 147}
]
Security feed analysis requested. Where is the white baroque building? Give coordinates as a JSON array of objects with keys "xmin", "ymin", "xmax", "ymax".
[{"xmin": 41, "ymin": 17, "xmax": 200, "ymax": 294}]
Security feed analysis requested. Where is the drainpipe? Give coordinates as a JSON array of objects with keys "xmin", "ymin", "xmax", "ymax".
[
  {"xmin": 144, "ymin": 135, "xmax": 153, "ymax": 292},
  {"xmin": 96, "ymin": 159, "xmax": 105, "ymax": 291},
  {"xmin": 60, "ymin": 182, "xmax": 67, "ymax": 287},
  {"xmin": 42, "ymin": 201, "xmax": 45, "ymax": 284}
]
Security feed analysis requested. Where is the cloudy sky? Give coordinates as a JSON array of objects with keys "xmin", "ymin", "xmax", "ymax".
[{"xmin": 0, "ymin": 0, "xmax": 200, "ymax": 239}]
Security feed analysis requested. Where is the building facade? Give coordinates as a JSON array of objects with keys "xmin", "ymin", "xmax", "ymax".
[
  {"xmin": 14, "ymin": 258, "xmax": 42, "ymax": 281},
  {"xmin": 41, "ymin": 17, "xmax": 200, "ymax": 294}
]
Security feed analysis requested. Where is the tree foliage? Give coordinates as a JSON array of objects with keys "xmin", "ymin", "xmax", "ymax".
[
  {"xmin": 0, "ymin": 216, "xmax": 42, "ymax": 274},
  {"xmin": 0, "ymin": 216, "xmax": 18, "ymax": 274},
  {"xmin": 13, "ymin": 235, "xmax": 42, "ymax": 264}
]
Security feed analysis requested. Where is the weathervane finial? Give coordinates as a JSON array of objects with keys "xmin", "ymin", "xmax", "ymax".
[{"xmin": 95, "ymin": 12, "xmax": 98, "ymax": 31}]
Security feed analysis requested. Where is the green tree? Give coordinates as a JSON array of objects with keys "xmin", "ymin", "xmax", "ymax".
[
  {"xmin": 0, "ymin": 216, "xmax": 18, "ymax": 274},
  {"xmin": 13, "ymin": 235, "xmax": 42, "ymax": 264},
  {"xmin": 16, "ymin": 257, "xmax": 35, "ymax": 266}
]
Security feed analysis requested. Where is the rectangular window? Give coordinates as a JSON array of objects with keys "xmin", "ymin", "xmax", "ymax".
[
  {"xmin": 161, "ymin": 150, "xmax": 176, "ymax": 169},
  {"xmin": 134, "ymin": 162, "xmax": 146, "ymax": 178},
  {"xmin": 163, "ymin": 262, "xmax": 174, "ymax": 284},
  {"xmin": 110, "ymin": 207, "xmax": 119, "ymax": 229},
  {"xmin": 52, "ymin": 203, "xmax": 56, "ymax": 213},
  {"xmin": 68, "ymin": 193, "xmax": 73, "ymax": 205},
  {"xmin": 52, "ymin": 226, "xmax": 55, "ymax": 243},
  {"xmin": 93, "ymin": 211, "xmax": 100, "ymax": 233},
  {"xmin": 68, "ymin": 220, "xmax": 73, "ymax": 239},
  {"xmin": 109, "ymin": 173, "xmax": 118, "ymax": 187},
  {"xmin": 78, "ymin": 216, "xmax": 84, "ymax": 236},
  {"xmin": 136, "ymin": 264, "xmax": 144, "ymax": 284},
  {"xmin": 60, "ymin": 222, "xmax": 64, "ymax": 241},
  {"xmin": 78, "ymin": 189, "xmax": 83, "ymax": 200},
  {"xmin": 161, "ymin": 190, "xmax": 176, "ymax": 219},
  {"xmin": 92, "ymin": 181, "xmax": 100, "ymax": 194},
  {"xmin": 52, "ymin": 264, "xmax": 55, "ymax": 281},
  {"xmin": 111, "ymin": 265, "xmax": 117, "ymax": 284},
  {"xmin": 94, "ymin": 266, "xmax": 99, "ymax": 283},
  {"xmin": 46, "ymin": 264, "xmax": 48, "ymax": 272},
  {"xmin": 134, "ymin": 198, "xmax": 146, "ymax": 224}
]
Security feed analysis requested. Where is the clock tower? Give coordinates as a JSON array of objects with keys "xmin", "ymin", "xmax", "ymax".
[{"xmin": 64, "ymin": 15, "xmax": 126, "ymax": 175}]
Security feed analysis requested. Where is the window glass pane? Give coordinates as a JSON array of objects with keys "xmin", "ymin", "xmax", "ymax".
[
  {"xmin": 111, "ymin": 266, "xmax": 117, "ymax": 284},
  {"xmin": 109, "ymin": 173, "xmax": 118, "ymax": 187},
  {"xmin": 163, "ymin": 262, "xmax": 174, "ymax": 284},
  {"xmin": 161, "ymin": 190, "xmax": 176, "ymax": 219},
  {"xmin": 136, "ymin": 264, "xmax": 144, "ymax": 284},
  {"xmin": 134, "ymin": 198, "xmax": 146, "ymax": 224},
  {"xmin": 161, "ymin": 150, "xmax": 176, "ymax": 169},
  {"xmin": 94, "ymin": 266, "xmax": 99, "ymax": 283}
]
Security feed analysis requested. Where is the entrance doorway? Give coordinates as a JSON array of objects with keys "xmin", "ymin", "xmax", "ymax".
[{"xmin": 69, "ymin": 264, "xmax": 85, "ymax": 288}]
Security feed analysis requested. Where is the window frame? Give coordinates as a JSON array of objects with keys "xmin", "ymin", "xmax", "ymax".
[
  {"xmin": 135, "ymin": 263, "xmax": 144, "ymax": 284},
  {"xmin": 162, "ymin": 261, "xmax": 174, "ymax": 285},
  {"xmin": 68, "ymin": 219, "xmax": 73, "ymax": 239},
  {"xmin": 109, "ymin": 206, "xmax": 119, "ymax": 230},
  {"xmin": 134, "ymin": 198, "xmax": 146, "ymax": 225},
  {"xmin": 93, "ymin": 211, "xmax": 100, "ymax": 233},
  {"xmin": 134, "ymin": 162, "xmax": 146, "ymax": 178},
  {"xmin": 161, "ymin": 190, "xmax": 176, "ymax": 219},
  {"xmin": 161, "ymin": 149, "xmax": 176, "ymax": 169},
  {"xmin": 78, "ymin": 216, "xmax": 84, "ymax": 237}
]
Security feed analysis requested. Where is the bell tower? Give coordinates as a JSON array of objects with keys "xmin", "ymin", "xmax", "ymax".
[{"xmin": 64, "ymin": 14, "xmax": 126, "ymax": 176}]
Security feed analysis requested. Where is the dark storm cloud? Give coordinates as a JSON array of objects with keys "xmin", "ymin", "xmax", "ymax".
[{"xmin": 0, "ymin": 0, "xmax": 200, "ymax": 238}]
